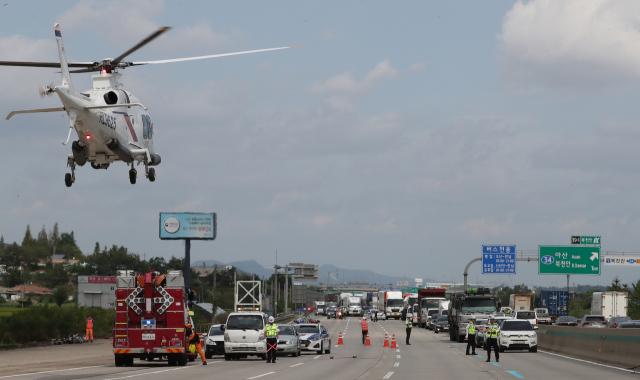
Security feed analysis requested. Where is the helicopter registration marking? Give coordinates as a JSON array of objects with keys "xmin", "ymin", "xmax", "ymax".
[
  {"xmin": 98, "ymin": 111, "xmax": 116, "ymax": 130},
  {"xmin": 113, "ymin": 111, "xmax": 138, "ymax": 142}
]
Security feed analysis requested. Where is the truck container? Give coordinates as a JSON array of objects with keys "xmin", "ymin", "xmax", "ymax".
[
  {"xmin": 591, "ymin": 292, "xmax": 628, "ymax": 319},
  {"xmin": 509, "ymin": 294, "xmax": 532, "ymax": 311},
  {"xmin": 378, "ymin": 290, "xmax": 404, "ymax": 320},
  {"xmin": 416, "ymin": 288, "xmax": 446, "ymax": 328},
  {"xmin": 113, "ymin": 269, "xmax": 195, "ymax": 366},
  {"xmin": 539, "ymin": 290, "xmax": 568, "ymax": 320}
]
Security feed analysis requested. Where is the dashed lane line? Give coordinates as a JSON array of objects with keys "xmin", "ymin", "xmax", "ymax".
[
  {"xmin": 0, "ymin": 365, "xmax": 110, "ymax": 379},
  {"xmin": 383, "ymin": 371, "xmax": 394, "ymax": 379},
  {"xmin": 290, "ymin": 363, "xmax": 304, "ymax": 368},
  {"xmin": 313, "ymin": 355, "xmax": 321, "ymax": 360},
  {"xmin": 452, "ymin": 344, "xmax": 459, "ymax": 347},
  {"xmin": 396, "ymin": 355, "xmax": 401, "ymax": 359},
  {"xmin": 102, "ymin": 366, "xmax": 201, "ymax": 380},
  {"xmin": 247, "ymin": 372, "xmax": 275, "ymax": 380},
  {"xmin": 396, "ymin": 349, "xmax": 400, "ymax": 352},
  {"xmin": 505, "ymin": 371, "xmax": 524, "ymax": 379},
  {"xmin": 490, "ymin": 362, "xmax": 501, "ymax": 367},
  {"xmin": 394, "ymin": 362, "xmax": 399, "ymax": 367}
]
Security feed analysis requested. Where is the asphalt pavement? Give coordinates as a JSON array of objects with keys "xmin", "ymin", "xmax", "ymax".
[{"xmin": 1, "ymin": 316, "xmax": 638, "ymax": 380}]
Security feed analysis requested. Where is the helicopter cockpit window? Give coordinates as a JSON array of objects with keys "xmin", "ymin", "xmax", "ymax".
[
  {"xmin": 147, "ymin": 116, "xmax": 153, "ymax": 138},
  {"xmin": 142, "ymin": 115, "xmax": 149, "ymax": 139}
]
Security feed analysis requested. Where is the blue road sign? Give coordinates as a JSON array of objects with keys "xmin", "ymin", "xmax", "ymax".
[{"xmin": 482, "ymin": 245, "xmax": 516, "ymax": 274}]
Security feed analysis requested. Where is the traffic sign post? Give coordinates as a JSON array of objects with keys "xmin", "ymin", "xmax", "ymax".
[
  {"xmin": 539, "ymin": 246, "xmax": 601, "ymax": 275},
  {"xmin": 571, "ymin": 236, "xmax": 601, "ymax": 245},
  {"xmin": 482, "ymin": 245, "xmax": 516, "ymax": 274}
]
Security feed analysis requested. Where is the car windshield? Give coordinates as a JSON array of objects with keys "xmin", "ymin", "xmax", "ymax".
[
  {"xmin": 428, "ymin": 310, "xmax": 439, "ymax": 316},
  {"xmin": 516, "ymin": 312, "xmax": 536, "ymax": 319},
  {"xmin": 475, "ymin": 320, "xmax": 488, "ymax": 326},
  {"xmin": 226, "ymin": 315, "xmax": 263, "ymax": 330},
  {"xmin": 278, "ymin": 326, "xmax": 295, "ymax": 335},
  {"xmin": 460, "ymin": 299, "xmax": 496, "ymax": 313},
  {"xmin": 295, "ymin": 326, "xmax": 320, "ymax": 334},
  {"xmin": 431, "ymin": 314, "xmax": 440, "ymax": 320},
  {"xmin": 502, "ymin": 321, "xmax": 533, "ymax": 331},
  {"xmin": 208, "ymin": 326, "xmax": 225, "ymax": 336},
  {"xmin": 586, "ymin": 316, "xmax": 606, "ymax": 322},
  {"xmin": 558, "ymin": 316, "xmax": 577, "ymax": 322},
  {"xmin": 388, "ymin": 299, "xmax": 403, "ymax": 307},
  {"xmin": 612, "ymin": 317, "xmax": 631, "ymax": 322},
  {"xmin": 437, "ymin": 316, "xmax": 448, "ymax": 322}
]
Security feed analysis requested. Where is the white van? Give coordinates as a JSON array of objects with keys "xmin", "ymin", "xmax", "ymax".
[
  {"xmin": 513, "ymin": 310, "xmax": 537, "ymax": 327},
  {"xmin": 223, "ymin": 312, "xmax": 268, "ymax": 360}
]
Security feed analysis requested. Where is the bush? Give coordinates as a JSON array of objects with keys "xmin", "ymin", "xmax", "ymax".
[{"xmin": 0, "ymin": 304, "xmax": 114, "ymax": 344}]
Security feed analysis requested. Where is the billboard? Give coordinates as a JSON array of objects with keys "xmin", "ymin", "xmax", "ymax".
[
  {"xmin": 159, "ymin": 212, "xmax": 217, "ymax": 240},
  {"xmin": 397, "ymin": 281, "xmax": 409, "ymax": 287}
]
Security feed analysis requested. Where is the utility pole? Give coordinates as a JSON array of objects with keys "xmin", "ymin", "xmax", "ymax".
[
  {"xmin": 212, "ymin": 264, "xmax": 217, "ymax": 325},
  {"xmin": 284, "ymin": 265, "xmax": 289, "ymax": 314}
]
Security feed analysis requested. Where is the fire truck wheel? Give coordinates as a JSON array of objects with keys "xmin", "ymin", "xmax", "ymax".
[
  {"xmin": 167, "ymin": 355, "xmax": 176, "ymax": 366},
  {"xmin": 177, "ymin": 354, "xmax": 187, "ymax": 366},
  {"xmin": 125, "ymin": 356, "xmax": 134, "ymax": 366},
  {"xmin": 114, "ymin": 354, "xmax": 124, "ymax": 367},
  {"xmin": 205, "ymin": 353, "xmax": 212, "ymax": 359},
  {"xmin": 188, "ymin": 355, "xmax": 195, "ymax": 362}
]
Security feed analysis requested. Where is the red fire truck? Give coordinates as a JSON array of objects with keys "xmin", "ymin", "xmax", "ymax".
[{"xmin": 113, "ymin": 269, "xmax": 197, "ymax": 366}]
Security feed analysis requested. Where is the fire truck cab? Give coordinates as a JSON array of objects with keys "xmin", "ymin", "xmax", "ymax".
[{"xmin": 113, "ymin": 270, "xmax": 197, "ymax": 366}]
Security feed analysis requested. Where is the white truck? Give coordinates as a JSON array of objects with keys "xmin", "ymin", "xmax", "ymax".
[
  {"xmin": 591, "ymin": 292, "xmax": 628, "ymax": 319},
  {"xmin": 509, "ymin": 294, "xmax": 532, "ymax": 311},
  {"xmin": 534, "ymin": 308, "xmax": 551, "ymax": 324},
  {"xmin": 346, "ymin": 296, "xmax": 363, "ymax": 316},
  {"xmin": 338, "ymin": 293, "xmax": 353, "ymax": 310},
  {"xmin": 439, "ymin": 300, "xmax": 450, "ymax": 316},
  {"xmin": 379, "ymin": 290, "xmax": 404, "ymax": 320},
  {"xmin": 403, "ymin": 293, "xmax": 418, "ymax": 321},
  {"xmin": 418, "ymin": 296, "xmax": 446, "ymax": 328},
  {"xmin": 315, "ymin": 301, "xmax": 326, "ymax": 316},
  {"xmin": 223, "ymin": 311, "xmax": 268, "ymax": 360}
]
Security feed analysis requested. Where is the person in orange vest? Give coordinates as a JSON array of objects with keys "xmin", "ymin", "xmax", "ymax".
[
  {"xmin": 186, "ymin": 323, "xmax": 207, "ymax": 365},
  {"xmin": 85, "ymin": 316, "xmax": 94, "ymax": 343},
  {"xmin": 361, "ymin": 317, "xmax": 368, "ymax": 344}
]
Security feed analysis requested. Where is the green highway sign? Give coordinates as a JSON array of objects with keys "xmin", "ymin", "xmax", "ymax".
[
  {"xmin": 571, "ymin": 236, "xmax": 601, "ymax": 245},
  {"xmin": 539, "ymin": 246, "xmax": 601, "ymax": 275}
]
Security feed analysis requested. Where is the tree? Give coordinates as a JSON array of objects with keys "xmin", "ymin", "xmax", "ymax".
[
  {"xmin": 53, "ymin": 286, "xmax": 71, "ymax": 307},
  {"xmin": 56, "ymin": 232, "xmax": 83, "ymax": 260},
  {"xmin": 49, "ymin": 222, "xmax": 60, "ymax": 247},
  {"xmin": 22, "ymin": 225, "xmax": 35, "ymax": 247}
]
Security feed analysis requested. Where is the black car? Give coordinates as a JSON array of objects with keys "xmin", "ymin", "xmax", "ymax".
[
  {"xmin": 555, "ymin": 316, "xmax": 578, "ymax": 326},
  {"xmin": 618, "ymin": 320, "xmax": 640, "ymax": 328},
  {"xmin": 428, "ymin": 314, "xmax": 440, "ymax": 330},
  {"xmin": 607, "ymin": 316, "xmax": 631, "ymax": 328},
  {"xmin": 327, "ymin": 308, "xmax": 337, "ymax": 319},
  {"xmin": 434, "ymin": 315, "xmax": 449, "ymax": 333}
]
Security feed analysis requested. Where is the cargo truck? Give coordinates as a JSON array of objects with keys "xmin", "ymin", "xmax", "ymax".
[
  {"xmin": 113, "ymin": 269, "xmax": 196, "ymax": 366},
  {"xmin": 540, "ymin": 290, "xmax": 568, "ymax": 321},
  {"xmin": 591, "ymin": 292, "xmax": 628, "ymax": 319},
  {"xmin": 509, "ymin": 294, "xmax": 532, "ymax": 311},
  {"xmin": 378, "ymin": 290, "xmax": 404, "ymax": 320},
  {"xmin": 448, "ymin": 288, "xmax": 499, "ymax": 343},
  {"xmin": 416, "ymin": 288, "xmax": 446, "ymax": 328}
]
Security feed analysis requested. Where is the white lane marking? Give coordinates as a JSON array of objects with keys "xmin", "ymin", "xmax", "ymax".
[
  {"xmin": 396, "ymin": 349, "xmax": 400, "ymax": 352},
  {"xmin": 396, "ymin": 355, "xmax": 401, "ymax": 359},
  {"xmin": 313, "ymin": 355, "xmax": 321, "ymax": 360},
  {"xmin": 335, "ymin": 345, "xmax": 339, "ymax": 347},
  {"xmin": 247, "ymin": 372, "xmax": 275, "ymax": 380},
  {"xmin": 289, "ymin": 363, "xmax": 304, "ymax": 368},
  {"xmin": 539, "ymin": 350, "xmax": 640, "ymax": 374},
  {"xmin": 394, "ymin": 362, "xmax": 399, "ymax": 367},
  {"xmin": 103, "ymin": 366, "xmax": 198, "ymax": 380},
  {"xmin": 383, "ymin": 371, "xmax": 394, "ymax": 379},
  {"xmin": 0, "ymin": 365, "xmax": 110, "ymax": 379}
]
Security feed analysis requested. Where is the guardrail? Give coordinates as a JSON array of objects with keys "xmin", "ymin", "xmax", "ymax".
[
  {"xmin": 537, "ymin": 325, "xmax": 640, "ymax": 367},
  {"xmin": 274, "ymin": 314, "xmax": 294, "ymax": 322}
]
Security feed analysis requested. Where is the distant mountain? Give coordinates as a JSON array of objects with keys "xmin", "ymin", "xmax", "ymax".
[{"xmin": 192, "ymin": 260, "xmax": 413, "ymax": 287}]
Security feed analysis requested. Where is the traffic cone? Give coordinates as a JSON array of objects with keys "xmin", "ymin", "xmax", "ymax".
[
  {"xmin": 365, "ymin": 332, "xmax": 371, "ymax": 346},
  {"xmin": 383, "ymin": 333, "xmax": 389, "ymax": 347},
  {"xmin": 390, "ymin": 334, "xmax": 397, "ymax": 348},
  {"xmin": 338, "ymin": 332, "xmax": 344, "ymax": 345}
]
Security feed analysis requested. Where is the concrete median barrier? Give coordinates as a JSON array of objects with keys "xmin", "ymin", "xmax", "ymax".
[{"xmin": 537, "ymin": 325, "xmax": 640, "ymax": 368}]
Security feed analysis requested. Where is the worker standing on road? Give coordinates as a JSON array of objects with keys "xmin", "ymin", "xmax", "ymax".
[
  {"xmin": 85, "ymin": 316, "xmax": 94, "ymax": 343},
  {"xmin": 485, "ymin": 318, "xmax": 500, "ymax": 363},
  {"xmin": 361, "ymin": 317, "xmax": 369, "ymax": 344},
  {"xmin": 265, "ymin": 316, "xmax": 279, "ymax": 364},
  {"xmin": 186, "ymin": 323, "xmax": 207, "ymax": 365},
  {"xmin": 465, "ymin": 318, "xmax": 477, "ymax": 355},
  {"xmin": 373, "ymin": 310, "xmax": 378, "ymax": 322},
  {"xmin": 405, "ymin": 316, "xmax": 412, "ymax": 345}
]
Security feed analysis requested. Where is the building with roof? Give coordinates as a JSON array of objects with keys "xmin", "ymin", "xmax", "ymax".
[{"xmin": 77, "ymin": 276, "xmax": 117, "ymax": 308}]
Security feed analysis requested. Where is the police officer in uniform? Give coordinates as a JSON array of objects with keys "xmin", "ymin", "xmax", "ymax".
[
  {"xmin": 465, "ymin": 318, "xmax": 477, "ymax": 355},
  {"xmin": 405, "ymin": 316, "xmax": 412, "ymax": 345},
  {"xmin": 485, "ymin": 317, "xmax": 500, "ymax": 363},
  {"xmin": 265, "ymin": 316, "xmax": 279, "ymax": 364}
]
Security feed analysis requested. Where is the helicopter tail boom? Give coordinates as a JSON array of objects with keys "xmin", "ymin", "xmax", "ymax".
[{"xmin": 54, "ymin": 23, "xmax": 74, "ymax": 94}]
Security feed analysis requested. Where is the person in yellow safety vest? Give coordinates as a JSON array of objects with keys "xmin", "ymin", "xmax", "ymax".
[
  {"xmin": 85, "ymin": 316, "xmax": 94, "ymax": 343},
  {"xmin": 186, "ymin": 323, "xmax": 207, "ymax": 365},
  {"xmin": 485, "ymin": 318, "xmax": 500, "ymax": 363},
  {"xmin": 465, "ymin": 318, "xmax": 477, "ymax": 355},
  {"xmin": 265, "ymin": 316, "xmax": 279, "ymax": 364},
  {"xmin": 405, "ymin": 316, "xmax": 412, "ymax": 345}
]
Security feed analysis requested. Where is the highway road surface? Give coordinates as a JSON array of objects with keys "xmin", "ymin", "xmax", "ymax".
[{"xmin": 1, "ymin": 316, "xmax": 638, "ymax": 380}]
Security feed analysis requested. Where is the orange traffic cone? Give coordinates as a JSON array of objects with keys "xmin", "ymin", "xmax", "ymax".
[
  {"xmin": 337, "ymin": 332, "xmax": 344, "ymax": 345},
  {"xmin": 365, "ymin": 332, "xmax": 371, "ymax": 346},
  {"xmin": 390, "ymin": 334, "xmax": 397, "ymax": 348},
  {"xmin": 383, "ymin": 332, "xmax": 389, "ymax": 347}
]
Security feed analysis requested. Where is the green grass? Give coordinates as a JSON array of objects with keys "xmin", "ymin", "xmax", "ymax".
[{"xmin": 0, "ymin": 308, "xmax": 25, "ymax": 318}]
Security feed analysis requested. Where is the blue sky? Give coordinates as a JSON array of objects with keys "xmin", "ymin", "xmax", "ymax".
[{"xmin": 1, "ymin": 0, "xmax": 640, "ymax": 288}]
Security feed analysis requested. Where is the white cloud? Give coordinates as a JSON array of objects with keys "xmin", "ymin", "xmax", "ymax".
[
  {"xmin": 498, "ymin": 0, "xmax": 640, "ymax": 90},
  {"xmin": 409, "ymin": 62, "xmax": 426, "ymax": 72},
  {"xmin": 308, "ymin": 60, "xmax": 399, "ymax": 94},
  {"xmin": 457, "ymin": 217, "xmax": 514, "ymax": 238},
  {"xmin": 306, "ymin": 215, "xmax": 336, "ymax": 228}
]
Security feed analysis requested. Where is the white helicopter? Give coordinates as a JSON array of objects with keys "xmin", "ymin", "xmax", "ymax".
[{"xmin": 2, "ymin": 23, "xmax": 298, "ymax": 187}]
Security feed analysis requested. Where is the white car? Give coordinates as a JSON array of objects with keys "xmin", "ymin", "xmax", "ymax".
[
  {"xmin": 204, "ymin": 324, "xmax": 225, "ymax": 358},
  {"xmin": 498, "ymin": 320, "xmax": 538, "ymax": 353},
  {"xmin": 294, "ymin": 323, "xmax": 331, "ymax": 354},
  {"xmin": 376, "ymin": 310, "xmax": 386, "ymax": 320}
]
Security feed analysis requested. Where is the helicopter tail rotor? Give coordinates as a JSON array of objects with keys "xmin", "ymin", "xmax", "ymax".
[{"xmin": 38, "ymin": 82, "xmax": 55, "ymax": 98}]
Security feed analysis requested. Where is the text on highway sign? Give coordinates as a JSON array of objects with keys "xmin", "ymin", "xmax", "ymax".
[
  {"xmin": 539, "ymin": 246, "xmax": 601, "ymax": 275},
  {"xmin": 482, "ymin": 245, "xmax": 516, "ymax": 274},
  {"xmin": 571, "ymin": 236, "xmax": 601, "ymax": 245}
]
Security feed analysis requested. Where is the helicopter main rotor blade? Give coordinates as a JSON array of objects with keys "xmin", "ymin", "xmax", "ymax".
[
  {"xmin": 131, "ymin": 45, "xmax": 302, "ymax": 66},
  {"xmin": 0, "ymin": 61, "xmax": 94, "ymax": 68},
  {"xmin": 111, "ymin": 26, "xmax": 172, "ymax": 66}
]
